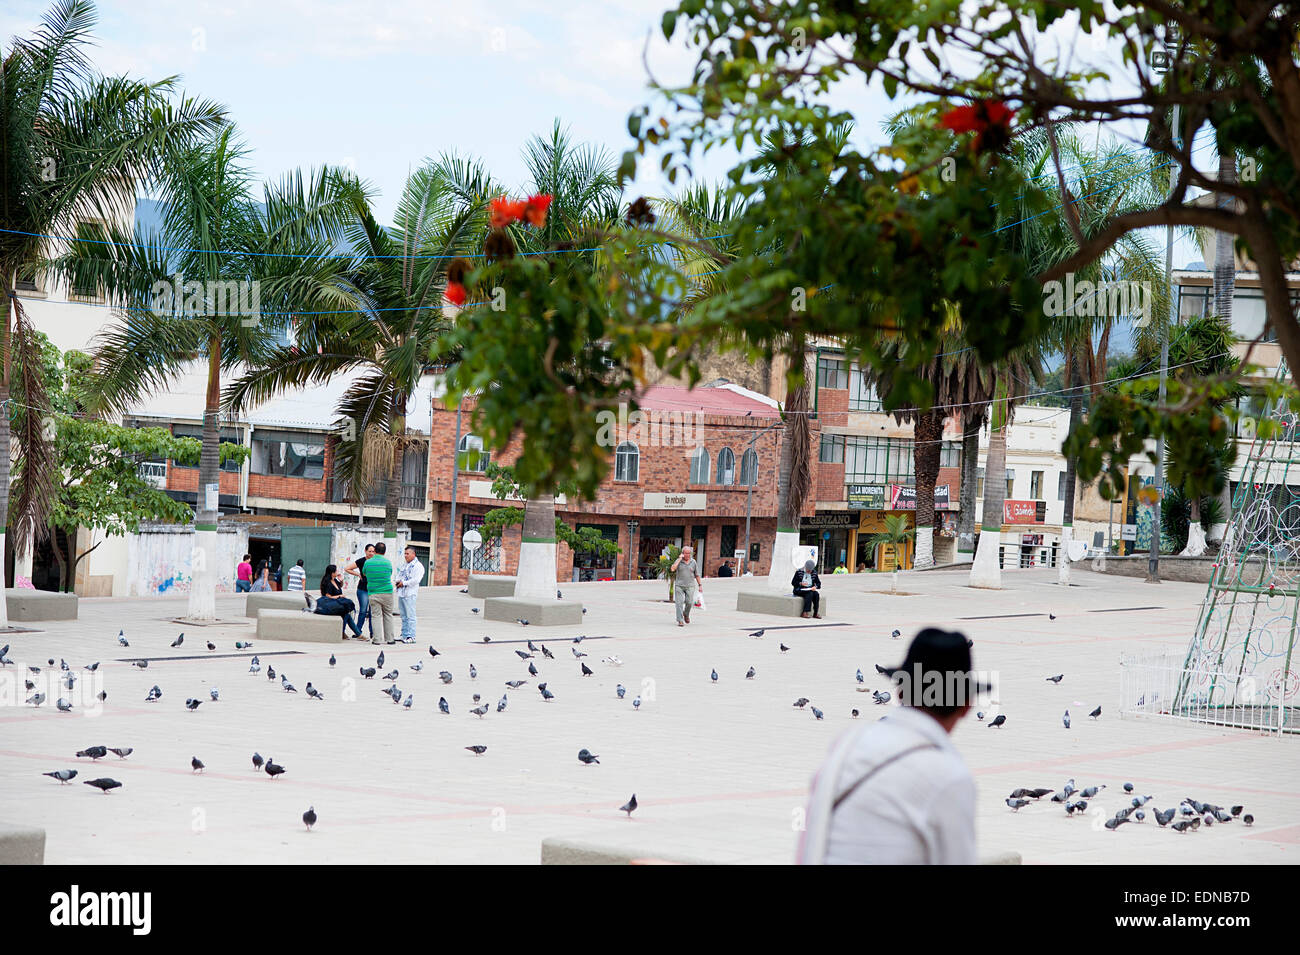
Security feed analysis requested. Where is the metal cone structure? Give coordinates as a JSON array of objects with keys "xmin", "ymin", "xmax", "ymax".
[{"xmin": 1177, "ymin": 375, "xmax": 1299, "ymax": 734}]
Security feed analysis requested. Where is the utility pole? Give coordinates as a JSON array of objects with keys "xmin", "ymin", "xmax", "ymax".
[
  {"xmin": 446, "ymin": 397, "xmax": 463, "ymax": 585},
  {"xmin": 1149, "ymin": 101, "xmax": 1180, "ymax": 584}
]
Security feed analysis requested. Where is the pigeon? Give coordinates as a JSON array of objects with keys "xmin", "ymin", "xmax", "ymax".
[
  {"xmin": 988, "ymin": 714, "xmax": 1006, "ymax": 728},
  {"xmin": 874, "ymin": 664, "xmax": 889, "ymax": 675},
  {"xmin": 439, "ymin": 671, "xmax": 453, "ymax": 684},
  {"xmin": 26, "ymin": 692, "xmax": 45, "ymax": 706},
  {"xmin": 497, "ymin": 695, "xmax": 508, "ymax": 713},
  {"xmin": 1089, "ymin": 706, "xmax": 1102, "ymax": 719},
  {"xmin": 578, "ymin": 748, "xmax": 600, "ymax": 765},
  {"xmin": 459, "ymin": 587, "xmax": 469, "ymax": 594},
  {"xmin": 62, "ymin": 673, "xmax": 76, "ymax": 690},
  {"xmin": 133, "ymin": 659, "xmax": 148, "ymax": 669},
  {"xmin": 1105, "ymin": 816, "xmax": 1130, "ymax": 830},
  {"xmin": 976, "ymin": 711, "xmax": 985, "ymax": 720},
  {"xmin": 85, "ymin": 662, "xmax": 99, "ymax": 672},
  {"xmin": 1049, "ymin": 613, "xmax": 1056, "ymax": 620},
  {"xmin": 617, "ymin": 684, "xmax": 626, "ymax": 699},
  {"xmin": 210, "ymin": 687, "xmax": 220, "ymax": 701},
  {"xmin": 1243, "ymin": 814, "xmax": 1254, "ymax": 825},
  {"xmin": 267, "ymin": 665, "xmax": 276, "ymax": 680},
  {"xmin": 171, "ymin": 634, "xmax": 184, "ymax": 648},
  {"xmin": 439, "ymin": 697, "xmax": 450, "ymax": 714},
  {"xmin": 108, "ymin": 748, "xmax": 133, "ymax": 759},
  {"xmin": 429, "ymin": 646, "xmax": 441, "ymax": 658},
  {"xmin": 517, "ymin": 618, "xmax": 529, "ymax": 626},
  {"xmin": 382, "ymin": 669, "xmax": 399, "ymax": 682},
  {"xmin": 472, "ymin": 693, "xmax": 481, "ymax": 704},
  {"xmin": 264, "ymin": 758, "xmax": 285, "ymax": 779},
  {"xmin": 360, "ymin": 667, "xmax": 376, "ymax": 679},
  {"xmin": 557, "ymin": 590, "xmax": 562, "ymax": 599},
  {"xmin": 84, "ymin": 778, "xmax": 122, "ymax": 794},
  {"xmin": 191, "ymin": 756, "xmax": 206, "ymax": 773},
  {"xmin": 471, "ymin": 608, "xmax": 479, "ymax": 614},
  {"xmin": 851, "ymin": 709, "xmax": 859, "ymax": 718},
  {"xmin": 186, "ymin": 698, "xmax": 202, "ymax": 711},
  {"xmin": 1155, "ymin": 807, "xmax": 1176, "ymax": 826},
  {"xmin": 56, "ymin": 698, "xmax": 72, "ymax": 712},
  {"xmin": 891, "ymin": 629, "xmax": 901, "ymax": 639},
  {"xmin": 1171, "ymin": 820, "xmax": 1194, "ymax": 833},
  {"xmin": 1006, "ymin": 798, "xmax": 1030, "ymax": 811},
  {"xmin": 60, "ymin": 658, "xmax": 69, "ymax": 671},
  {"xmin": 97, "ymin": 691, "xmax": 107, "ymax": 702},
  {"xmin": 539, "ymin": 684, "xmax": 555, "ymax": 702},
  {"xmin": 235, "ymin": 641, "xmax": 252, "ymax": 650},
  {"xmin": 1062, "ymin": 710, "xmax": 1070, "ymax": 729},
  {"xmin": 527, "ymin": 662, "xmax": 539, "ymax": 677},
  {"xmin": 249, "ymin": 662, "xmax": 261, "ymax": 674},
  {"xmin": 303, "ymin": 806, "xmax": 317, "ymax": 830},
  {"xmin": 118, "ymin": 633, "xmax": 129, "ymax": 647},
  {"xmin": 515, "ymin": 650, "xmax": 534, "ymax": 661},
  {"xmin": 469, "ymin": 664, "xmax": 477, "ymax": 680},
  {"xmin": 541, "ymin": 645, "xmax": 554, "ymax": 660},
  {"xmin": 1133, "ymin": 795, "xmax": 1152, "ymax": 808},
  {"xmin": 206, "ymin": 641, "xmax": 216, "ymax": 651},
  {"xmin": 856, "ymin": 669, "xmax": 864, "ymax": 684},
  {"xmin": 386, "ymin": 685, "xmax": 402, "ymax": 703},
  {"xmin": 780, "ymin": 643, "xmax": 790, "ymax": 652},
  {"xmin": 632, "ymin": 696, "xmax": 641, "ymax": 710},
  {"xmin": 1203, "ymin": 813, "xmax": 1216, "ymax": 826},
  {"xmin": 25, "ymin": 680, "xmax": 34, "ymax": 691},
  {"xmin": 1215, "ymin": 808, "xmax": 1233, "ymax": 824},
  {"xmin": 403, "ymin": 694, "xmax": 413, "ymax": 709},
  {"xmin": 376, "ymin": 651, "xmax": 385, "ymax": 668},
  {"xmin": 506, "ymin": 680, "xmax": 527, "ymax": 689},
  {"xmin": 1028, "ymin": 788, "xmax": 1053, "ymax": 799},
  {"xmin": 872, "ymin": 690, "xmax": 891, "ymax": 705},
  {"xmin": 711, "ymin": 669, "xmax": 718, "ymax": 683},
  {"xmin": 466, "ymin": 745, "xmax": 487, "ymax": 756},
  {"xmin": 1009, "ymin": 789, "xmax": 1034, "ymax": 799},
  {"xmin": 1080, "ymin": 785, "xmax": 1104, "ymax": 798},
  {"xmin": 306, "ymin": 683, "xmax": 323, "ymax": 701},
  {"xmin": 1124, "ymin": 782, "xmax": 1134, "ymax": 793},
  {"xmin": 1065, "ymin": 801, "xmax": 1083, "ymax": 815},
  {"xmin": 572, "ymin": 647, "xmax": 587, "ymax": 659},
  {"xmin": 1231, "ymin": 805, "xmax": 1243, "ymax": 817},
  {"xmin": 620, "ymin": 794, "xmax": 638, "ymax": 818},
  {"xmin": 749, "ymin": 629, "xmax": 765, "ymax": 639},
  {"xmin": 811, "ymin": 706, "xmax": 824, "ymax": 721},
  {"xmin": 746, "ymin": 666, "xmax": 756, "ymax": 680},
  {"xmin": 581, "ymin": 662, "xmax": 594, "ymax": 677},
  {"xmin": 329, "ymin": 654, "xmax": 336, "ymax": 668},
  {"xmin": 252, "ymin": 752, "xmax": 264, "ymax": 771},
  {"xmin": 793, "ymin": 698, "xmax": 810, "ymax": 709},
  {"xmin": 282, "ymin": 680, "xmax": 298, "ymax": 693},
  {"xmin": 1046, "ymin": 674, "xmax": 1063, "ymax": 684},
  {"xmin": 470, "ymin": 704, "xmax": 489, "ymax": 718}
]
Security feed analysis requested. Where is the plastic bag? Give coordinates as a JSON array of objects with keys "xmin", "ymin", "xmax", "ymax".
[{"xmin": 694, "ymin": 589, "xmax": 706, "ymax": 611}]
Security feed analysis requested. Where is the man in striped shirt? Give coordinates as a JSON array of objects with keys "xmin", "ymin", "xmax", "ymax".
[{"xmin": 286, "ymin": 559, "xmax": 307, "ymax": 592}]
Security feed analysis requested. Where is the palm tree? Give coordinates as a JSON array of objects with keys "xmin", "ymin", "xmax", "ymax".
[
  {"xmin": 226, "ymin": 156, "xmax": 498, "ymax": 551},
  {"xmin": 1, "ymin": 0, "xmax": 223, "ymax": 619},
  {"xmin": 867, "ymin": 515, "xmax": 915, "ymax": 593},
  {"xmin": 77, "ymin": 129, "xmax": 357, "ymax": 621}
]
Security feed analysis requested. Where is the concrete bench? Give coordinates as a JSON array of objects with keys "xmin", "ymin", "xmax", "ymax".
[
  {"xmin": 540, "ymin": 837, "xmax": 1018, "ymax": 865},
  {"xmin": 5, "ymin": 589, "xmax": 77, "ymax": 622},
  {"xmin": 255, "ymin": 609, "xmax": 346, "ymax": 643},
  {"xmin": 0, "ymin": 822, "xmax": 45, "ymax": 864},
  {"xmin": 244, "ymin": 591, "xmax": 313, "ymax": 617},
  {"xmin": 468, "ymin": 575, "xmax": 516, "ymax": 598},
  {"xmin": 736, "ymin": 590, "xmax": 830, "ymax": 619},
  {"xmin": 484, "ymin": 596, "xmax": 583, "ymax": 626}
]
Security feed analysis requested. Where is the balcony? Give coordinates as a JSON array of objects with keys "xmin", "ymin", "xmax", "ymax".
[
  {"xmin": 331, "ymin": 478, "xmax": 427, "ymax": 511},
  {"xmin": 138, "ymin": 461, "xmax": 167, "ymax": 488}
]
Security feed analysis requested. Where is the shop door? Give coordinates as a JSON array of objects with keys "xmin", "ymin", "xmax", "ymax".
[{"xmin": 280, "ymin": 527, "xmax": 333, "ymax": 586}]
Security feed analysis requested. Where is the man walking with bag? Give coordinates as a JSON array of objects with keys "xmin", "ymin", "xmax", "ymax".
[
  {"xmin": 799, "ymin": 628, "xmax": 984, "ymax": 864},
  {"xmin": 669, "ymin": 545, "xmax": 702, "ymax": 627}
]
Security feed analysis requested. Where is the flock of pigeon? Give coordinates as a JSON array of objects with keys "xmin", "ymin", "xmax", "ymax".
[{"xmin": 1004, "ymin": 779, "xmax": 1256, "ymax": 833}]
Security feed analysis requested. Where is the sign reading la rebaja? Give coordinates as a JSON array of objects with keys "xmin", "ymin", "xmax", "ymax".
[{"xmin": 643, "ymin": 492, "xmax": 707, "ymax": 510}]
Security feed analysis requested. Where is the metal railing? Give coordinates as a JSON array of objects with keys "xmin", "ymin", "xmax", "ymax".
[{"xmin": 331, "ymin": 479, "xmax": 427, "ymax": 511}]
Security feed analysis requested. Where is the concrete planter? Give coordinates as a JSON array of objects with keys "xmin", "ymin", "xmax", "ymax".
[
  {"xmin": 5, "ymin": 589, "xmax": 78, "ymax": 622},
  {"xmin": 468, "ymin": 575, "xmax": 517, "ymax": 598}
]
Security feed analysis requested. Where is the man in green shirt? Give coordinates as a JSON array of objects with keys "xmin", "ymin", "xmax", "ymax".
[{"xmin": 362, "ymin": 541, "xmax": 397, "ymax": 645}]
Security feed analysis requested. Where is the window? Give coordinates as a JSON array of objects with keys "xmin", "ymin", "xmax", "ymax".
[
  {"xmin": 457, "ymin": 433, "xmax": 490, "ymax": 473},
  {"xmin": 817, "ymin": 356, "xmax": 848, "ymax": 390},
  {"xmin": 1005, "ymin": 468, "xmax": 1016, "ymax": 498},
  {"xmin": 720, "ymin": 525, "xmax": 738, "ymax": 557},
  {"xmin": 740, "ymin": 448, "xmax": 758, "ymax": 486},
  {"xmin": 976, "ymin": 467, "xmax": 985, "ymax": 499},
  {"xmin": 615, "ymin": 442, "xmax": 639, "ymax": 482},
  {"xmin": 1031, "ymin": 471, "xmax": 1044, "ymax": 499},
  {"xmin": 171, "ymin": 425, "xmax": 244, "ymax": 472},
  {"xmin": 15, "ymin": 263, "xmax": 42, "ymax": 294},
  {"xmin": 689, "ymin": 446, "xmax": 710, "ymax": 484},
  {"xmin": 1058, "ymin": 471, "xmax": 1068, "ymax": 501},
  {"xmin": 251, "ymin": 431, "xmax": 325, "ymax": 479},
  {"xmin": 716, "ymin": 447, "xmax": 736, "ymax": 485},
  {"xmin": 461, "ymin": 514, "xmax": 500, "ymax": 572},
  {"xmin": 849, "ymin": 365, "xmax": 883, "ymax": 411},
  {"xmin": 819, "ymin": 434, "xmax": 844, "ymax": 463},
  {"xmin": 940, "ymin": 440, "xmax": 961, "ymax": 469},
  {"xmin": 844, "ymin": 436, "xmax": 914, "ymax": 485}
]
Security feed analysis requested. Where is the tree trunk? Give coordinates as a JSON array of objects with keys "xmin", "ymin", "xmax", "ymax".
[
  {"xmin": 515, "ymin": 493, "xmax": 559, "ymax": 601},
  {"xmin": 912, "ymin": 409, "xmax": 942, "ymax": 569},
  {"xmin": 970, "ymin": 376, "xmax": 1009, "ymax": 589},
  {"xmin": 955, "ymin": 411, "xmax": 982, "ymax": 562},
  {"xmin": 1208, "ymin": 152, "xmax": 1238, "ymax": 543},
  {"xmin": 384, "ymin": 398, "xmax": 408, "ymax": 541},
  {"xmin": 767, "ymin": 376, "xmax": 811, "ymax": 591},
  {"xmin": 187, "ymin": 335, "xmax": 222, "ymax": 621},
  {"xmin": 0, "ymin": 292, "xmax": 10, "ymax": 625},
  {"xmin": 51, "ymin": 526, "xmax": 68, "ymax": 593},
  {"xmin": 1059, "ymin": 353, "xmax": 1082, "ymax": 584},
  {"xmin": 1182, "ymin": 495, "xmax": 1208, "ymax": 556}
]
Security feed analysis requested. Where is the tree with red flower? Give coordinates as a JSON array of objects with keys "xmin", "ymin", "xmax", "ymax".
[{"xmin": 940, "ymin": 100, "xmax": 1014, "ymax": 154}]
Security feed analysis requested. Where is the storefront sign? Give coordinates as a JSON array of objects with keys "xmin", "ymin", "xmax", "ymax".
[
  {"xmin": 467, "ymin": 480, "xmax": 567, "ymax": 505},
  {"xmin": 847, "ymin": 484, "xmax": 887, "ymax": 509},
  {"xmin": 1004, "ymin": 499, "xmax": 1047, "ymax": 524},
  {"xmin": 801, "ymin": 512, "xmax": 857, "ymax": 528},
  {"xmin": 643, "ymin": 492, "xmax": 708, "ymax": 510},
  {"xmin": 889, "ymin": 484, "xmax": 955, "ymax": 511}
]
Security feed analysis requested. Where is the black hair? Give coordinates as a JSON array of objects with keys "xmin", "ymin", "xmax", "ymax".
[
  {"xmin": 320, "ymin": 564, "xmax": 337, "ymax": 593},
  {"xmin": 375, "ymin": 541, "xmax": 386, "ymax": 555}
]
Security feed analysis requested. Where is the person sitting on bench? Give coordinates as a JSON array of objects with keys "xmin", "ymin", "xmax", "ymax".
[{"xmin": 792, "ymin": 559, "xmax": 822, "ymax": 618}]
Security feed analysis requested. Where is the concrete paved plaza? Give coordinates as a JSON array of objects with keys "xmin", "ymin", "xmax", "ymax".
[{"xmin": 2, "ymin": 567, "xmax": 1295, "ymax": 864}]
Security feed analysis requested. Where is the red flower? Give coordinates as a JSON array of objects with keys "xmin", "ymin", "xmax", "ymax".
[
  {"xmin": 939, "ymin": 104, "xmax": 982, "ymax": 135},
  {"xmin": 489, "ymin": 197, "xmax": 526, "ymax": 229},
  {"xmin": 940, "ymin": 100, "xmax": 1015, "ymax": 153},
  {"xmin": 444, "ymin": 281, "xmax": 467, "ymax": 306},
  {"xmin": 522, "ymin": 193, "xmax": 553, "ymax": 228}
]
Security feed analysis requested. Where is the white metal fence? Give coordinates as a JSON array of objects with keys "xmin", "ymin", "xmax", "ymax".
[{"xmin": 1119, "ymin": 647, "xmax": 1298, "ymax": 735}]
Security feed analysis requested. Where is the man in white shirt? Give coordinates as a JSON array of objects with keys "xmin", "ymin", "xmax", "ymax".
[
  {"xmin": 799, "ymin": 628, "xmax": 985, "ymax": 864},
  {"xmin": 286, "ymin": 559, "xmax": 306, "ymax": 593},
  {"xmin": 394, "ymin": 546, "xmax": 424, "ymax": 643}
]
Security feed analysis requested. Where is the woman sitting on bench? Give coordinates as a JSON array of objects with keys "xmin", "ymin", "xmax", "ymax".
[
  {"xmin": 791, "ymin": 559, "xmax": 822, "ymax": 619},
  {"xmin": 314, "ymin": 565, "xmax": 363, "ymax": 638}
]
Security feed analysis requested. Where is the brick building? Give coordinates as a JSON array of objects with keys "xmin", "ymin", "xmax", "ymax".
[{"xmin": 427, "ymin": 383, "xmax": 786, "ymax": 586}]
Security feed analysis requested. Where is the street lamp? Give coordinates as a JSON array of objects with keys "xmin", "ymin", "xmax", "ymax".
[{"xmin": 626, "ymin": 520, "xmax": 639, "ymax": 580}]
